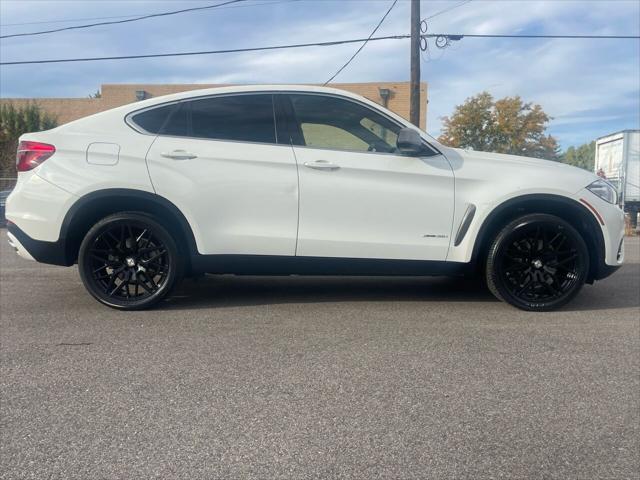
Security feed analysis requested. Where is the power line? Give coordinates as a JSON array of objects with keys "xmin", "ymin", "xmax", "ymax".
[
  {"xmin": 424, "ymin": 0, "xmax": 473, "ymax": 20},
  {"xmin": 324, "ymin": 0, "xmax": 399, "ymax": 85},
  {"xmin": 0, "ymin": 0, "xmax": 248, "ymax": 39},
  {"xmin": 0, "ymin": 0, "xmax": 468, "ymax": 35},
  {"xmin": 446, "ymin": 33, "xmax": 640, "ymax": 39},
  {"xmin": 0, "ymin": 0, "xmax": 296, "ymax": 28},
  {"xmin": 0, "ymin": 0, "xmax": 397, "ymax": 30},
  {"xmin": 2, "ymin": 32, "xmax": 638, "ymax": 66},
  {"xmin": 0, "ymin": 35, "xmax": 411, "ymax": 66},
  {"xmin": 2, "ymin": 14, "xmax": 143, "ymax": 28}
]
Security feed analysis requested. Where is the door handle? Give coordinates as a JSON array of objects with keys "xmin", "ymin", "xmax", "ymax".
[
  {"xmin": 303, "ymin": 160, "xmax": 340, "ymax": 171},
  {"xmin": 161, "ymin": 150, "xmax": 197, "ymax": 160}
]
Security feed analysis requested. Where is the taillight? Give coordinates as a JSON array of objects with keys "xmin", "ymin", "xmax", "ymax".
[{"xmin": 16, "ymin": 141, "xmax": 55, "ymax": 172}]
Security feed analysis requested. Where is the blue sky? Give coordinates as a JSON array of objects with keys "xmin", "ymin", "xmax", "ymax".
[{"xmin": 1, "ymin": 0, "xmax": 639, "ymax": 149}]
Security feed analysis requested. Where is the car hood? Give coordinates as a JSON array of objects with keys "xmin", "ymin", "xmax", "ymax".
[
  {"xmin": 452, "ymin": 147, "xmax": 582, "ymax": 170},
  {"xmin": 442, "ymin": 147, "xmax": 599, "ymax": 195}
]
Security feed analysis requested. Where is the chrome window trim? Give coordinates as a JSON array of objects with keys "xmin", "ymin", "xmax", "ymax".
[
  {"xmin": 135, "ymin": 133, "xmax": 297, "ymax": 149},
  {"xmin": 285, "ymin": 91, "xmax": 440, "ymax": 157},
  {"xmin": 125, "ymin": 93, "xmax": 278, "ymax": 144},
  {"xmin": 125, "ymin": 100, "xmax": 183, "ymax": 136},
  {"xmin": 123, "ymin": 90, "xmax": 441, "ymax": 156}
]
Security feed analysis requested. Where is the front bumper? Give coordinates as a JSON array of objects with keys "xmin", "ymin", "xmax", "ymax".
[
  {"xmin": 594, "ymin": 263, "xmax": 621, "ymax": 281},
  {"xmin": 591, "ymin": 236, "xmax": 624, "ymax": 281},
  {"xmin": 577, "ymin": 189, "xmax": 625, "ymax": 267}
]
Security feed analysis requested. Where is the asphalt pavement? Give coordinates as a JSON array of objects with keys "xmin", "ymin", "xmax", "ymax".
[{"xmin": 1, "ymin": 232, "xmax": 639, "ymax": 479}]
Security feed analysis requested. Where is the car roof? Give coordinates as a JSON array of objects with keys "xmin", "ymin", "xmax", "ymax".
[
  {"xmin": 131, "ymin": 84, "xmax": 370, "ymax": 108},
  {"xmin": 57, "ymin": 84, "xmax": 420, "ymax": 135}
]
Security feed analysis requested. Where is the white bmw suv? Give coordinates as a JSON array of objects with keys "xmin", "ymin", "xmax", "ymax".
[{"xmin": 5, "ymin": 85, "xmax": 624, "ymax": 311}]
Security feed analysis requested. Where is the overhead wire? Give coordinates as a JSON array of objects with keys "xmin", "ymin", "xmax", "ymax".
[
  {"xmin": 2, "ymin": 33, "xmax": 638, "ymax": 66},
  {"xmin": 0, "ymin": 0, "xmax": 298, "ymax": 28},
  {"xmin": 424, "ymin": 0, "xmax": 474, "ymax": 20},
  {"xmin": 1, "ymin": 35, "xmax": 412, "ymax": 66},
  {"xmin": 324, "ymin": 0, "xmax": 399, "ymax": 85},
  {"xmin": 0, "ymin": 0, "xmax": 249, "ymax": 39},
  {"xmin": 419, "ymin": 0, "xmax": 474, "ymax": 62}
]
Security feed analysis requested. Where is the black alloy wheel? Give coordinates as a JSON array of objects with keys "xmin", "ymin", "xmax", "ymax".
[
  {"xmin": 486, "ymin": 213, "xmax": 589, "ymax": 311},
  {"xmin": 78, "ymin": 212, "xmax": 182, "ymax": 310}
]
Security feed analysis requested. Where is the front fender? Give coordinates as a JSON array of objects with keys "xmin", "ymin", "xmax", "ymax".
[{"xmin": 447, "ymin": 193, "xmax": 609, "ymax": 282}]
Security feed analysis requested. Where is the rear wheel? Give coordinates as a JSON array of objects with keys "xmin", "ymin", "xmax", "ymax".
[
  {"xmin": 78, "ymin": 212, "xmax": 182, "ymax": 310},
  {"xmin": 486, "ymin": 214, "xmax": 589, "ymax": 311}
]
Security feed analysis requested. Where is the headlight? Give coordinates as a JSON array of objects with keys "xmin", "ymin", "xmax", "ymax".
[{"xmin": 587, "ymin": 179, "xmax": 617, "ymax": 204}]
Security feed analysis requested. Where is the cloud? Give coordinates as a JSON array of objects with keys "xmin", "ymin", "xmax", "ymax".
[{"xmin": 1, "ymin": 0, "xmax": 638, "ymax": 148}]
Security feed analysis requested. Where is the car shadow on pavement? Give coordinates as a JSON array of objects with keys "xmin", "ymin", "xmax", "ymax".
[
  {"xmin": 163, "ymin": 262, "xmax": 640, "ymax": 312},
  {"xmin": 164, "ymin": 275, "xmax": 499, "ymax": 310}
]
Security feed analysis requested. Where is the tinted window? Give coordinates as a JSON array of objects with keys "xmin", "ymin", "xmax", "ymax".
[
  {"xmin": 189, "ymin": 94, "xmax": 276, "ymax": 143},
  {"xmin": 289, "ymin": 94, "xmax": 401, "ymax": 153},
  {"xmin": 301, "ymin": 124, "xmax": 369, "ymax": 151},
  {"xmin": 161, "ymin": 102, "xmax": 189, "ymax": 137},
  {"xmin": 131, "ymin": 104, "xmax": 176, "ymax": 134}
]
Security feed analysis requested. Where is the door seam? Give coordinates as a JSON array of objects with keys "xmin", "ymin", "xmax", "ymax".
[
  {"xmin": 291, "ymin": 145, "xmax": 301, "ymax": 256},
  {"xmin": 143, "ymin": 135, "xmax": 160, "ymax": 194}
]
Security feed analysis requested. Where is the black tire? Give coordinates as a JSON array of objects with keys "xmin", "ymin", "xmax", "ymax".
[
  {"xmin": 485, "ymin": 213, "xmax": 589, "ymax": 311},
  {"xmin": 78, "ymin": 212, "xmax": 183, "ymax": 310}
]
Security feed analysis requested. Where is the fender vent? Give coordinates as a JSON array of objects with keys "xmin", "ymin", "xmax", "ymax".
[{"xmin": 454, "ymin": 204, "xmax": 476, "ymax": 246}]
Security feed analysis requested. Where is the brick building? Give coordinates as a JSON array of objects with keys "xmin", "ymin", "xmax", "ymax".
[{"xmin": 1, "ymin": 81, "xmax": 428, "ymax": 130}]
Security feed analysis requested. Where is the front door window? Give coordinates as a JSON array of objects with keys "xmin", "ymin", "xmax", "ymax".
[{"xmin": 289, "ymin": 94, "xmax": 401, "ymax": 154}]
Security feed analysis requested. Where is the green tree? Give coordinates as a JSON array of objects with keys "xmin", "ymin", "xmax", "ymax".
[
  {"xmin": 560, "ymin": 141, "xmax": 595, "ymax": 171},
  {"xmin": 438, "ymin": 91, "xmax": 560, "ymax": 160},
  {"xmin": 0, "ymin": 102, "xmax": 57, "ymax": 175}
]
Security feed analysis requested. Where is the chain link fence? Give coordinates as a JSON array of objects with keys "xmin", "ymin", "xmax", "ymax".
[
  {"xmin": 0, "ymin": 170, "xmax": 17, "ymax": 192},
  {"xmin": 0, "ymin": 176, "xmax": 15, "ymax": 226},
  {"xmin": 0, "ymin": 176, "xmax": 17, "ymax": 192}
]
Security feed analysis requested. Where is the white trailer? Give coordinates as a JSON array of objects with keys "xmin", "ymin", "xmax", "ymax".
[{"xmin": 595, "ymin": 130, "xmax": 640, "ymax": 224}]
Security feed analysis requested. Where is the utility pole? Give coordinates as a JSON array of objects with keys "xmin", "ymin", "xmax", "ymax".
[{"xmin": 409, "ymin": 0, "xmax": 421, "ymax": 127}]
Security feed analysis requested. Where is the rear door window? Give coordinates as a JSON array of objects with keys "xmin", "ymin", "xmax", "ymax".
[
  {"xmin": 130, "ymin": 94, "xmax": 279, "ymax": 145},
  {"xmin": 188, "ymin": 94, "xmax": 277, "ymax": 144}
]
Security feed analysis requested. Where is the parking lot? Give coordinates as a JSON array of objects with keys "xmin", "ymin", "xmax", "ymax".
[{"xmin": 1, "ymin": 232, "xmax": 638, "ymax": 479}]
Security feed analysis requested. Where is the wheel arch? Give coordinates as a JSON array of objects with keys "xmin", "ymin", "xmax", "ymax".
[
  {"xmin": 60, "ymin": 189, "xmax": 198, "ymax": 270},
  {"xmin": 471, "ymin": 194, "xmax": 605, "ymax": 283}
]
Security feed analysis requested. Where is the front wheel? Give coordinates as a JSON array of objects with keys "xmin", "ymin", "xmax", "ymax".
[
  {"xmin": 78, "ymin": 212, "xmax": 183, "ymax": 310},
  {"xmin": 485, "ymin": 214, "xmax": 589, "ymax": 311}
]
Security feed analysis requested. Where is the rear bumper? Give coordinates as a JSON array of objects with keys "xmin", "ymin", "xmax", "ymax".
[
  {"xmin": 7, "ymin": 222, "xmax": 71, "ymax": 266},
  {"xmin": 5, "ymin": 171, "xmax": 75, "ymax": 243},
  {"xmin": 7, "ymin": 230, "xmax": 35, "ymax": 261}
]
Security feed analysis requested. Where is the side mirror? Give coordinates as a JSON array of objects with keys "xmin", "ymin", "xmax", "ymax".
[{"xmin": 397, "ymin": 128, "xmax": 426, "ymax": 156}]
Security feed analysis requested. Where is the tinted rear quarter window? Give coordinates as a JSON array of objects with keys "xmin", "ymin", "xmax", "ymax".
[
  {"xmin": 189, "ymin": 94, "xmax": 276, "ymax": 144},
  {"xmin": 130, "ymin": 104, "xmax": 176, "ymax": 134},
  {"xmin": 161, "ymin": 102, "xmax": 189, "ymax": 137}
]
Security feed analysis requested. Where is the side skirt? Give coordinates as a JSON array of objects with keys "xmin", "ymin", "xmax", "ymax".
[{"xmin": 191, "ymin": 254, "xmax": 471, "ymax": 277}]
